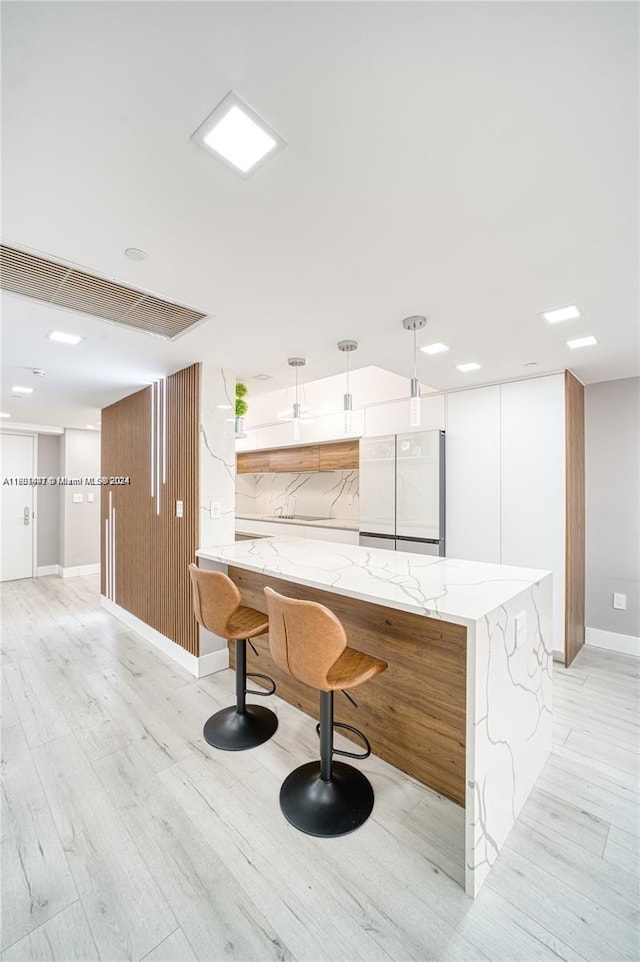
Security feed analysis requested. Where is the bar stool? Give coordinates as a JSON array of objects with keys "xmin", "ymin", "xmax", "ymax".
[
  {"xmin": 264, "ymin": 586, "xmax": 388, "ymax": 837},
  {"xmin": 189, "ymin": 564, "xmax": 278, "ymax": 751}
]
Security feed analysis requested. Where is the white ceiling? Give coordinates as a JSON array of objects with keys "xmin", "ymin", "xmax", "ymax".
[{"xmin": 1, "ymin": 1, "xmax": 638, "ymax": 429}]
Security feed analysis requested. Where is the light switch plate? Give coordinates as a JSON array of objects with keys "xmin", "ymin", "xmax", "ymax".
[
  {"xmin": 176, "ymin": 500, "xmax": 184, "ymax": 518},
  {"xmin": 613, "ymin": 592, "xmax": 627, "ymax": 610},
  {"xmin": 72, "ymin": 493, "xmax": 83, "ymax": 504},
  {"xmin": 88, "ymin": 493, "xmax": 95, "ymax": 503}
]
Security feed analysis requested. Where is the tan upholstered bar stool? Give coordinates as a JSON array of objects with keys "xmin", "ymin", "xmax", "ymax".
[
  {"xmin": 189, "ymin": 564, "xmax": 278, "ymax": 751},
  {"xmin": 264, "ymin": 586, "xmax": 387, "ymax": 836}
]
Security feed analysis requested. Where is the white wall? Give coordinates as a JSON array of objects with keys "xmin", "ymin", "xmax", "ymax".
[
  {"xmin": 198, "ymin": 365, "xmax": 236, "ymax": 659},
  {"xmin": 36, "ymin": 433, "xmax": 61, "ymax": 568},
  {"xmin": 60, "ymin": 428, "xmax": 101, "ymax": 570},
  {"xmin": 199, "ymin": 365, "xmax": 236, "ymax": 549},
  {"xmin": 585, "ymin": 377, "xmax": 639, "ymax": 647}
]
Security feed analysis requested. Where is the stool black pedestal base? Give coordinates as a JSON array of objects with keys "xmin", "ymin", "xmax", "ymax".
[
  {"xmin": 203, "ymin": 705, "xmax": 278, "ymax": 752},
  {"xmin": 279, "ymin": 760, "xmax": 374, "ymax": 837}
]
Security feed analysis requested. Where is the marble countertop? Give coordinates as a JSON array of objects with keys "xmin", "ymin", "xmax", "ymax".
[
  {"xmin": 235, "ymin": 513, "xmax": 359, "ymax": 532},
  {"xmin": 197, "ymin": 536, "xmax": 551, "ymax": 626}
]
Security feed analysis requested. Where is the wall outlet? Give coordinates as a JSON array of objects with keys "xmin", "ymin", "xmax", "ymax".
[
  {"xmin": 210, "ymin": 501, "xmax": 221, "ymax": 519},
  {"xmin": 72, "ymin": 493, "xmax": 83, "ymax": 504},
  {"xmin": 87, "ymin": 492, "xmax": 95, "ymax": 503},
  {"xmin": 176, "ymin": 500, "xmax": 184, "ymax": 518},
  {"xmin": 515, "ymin": 611, "xmax": 527, "ymax": 645},
  {"xmin": 613, "ymin": 592, "xmax": 627, "ymax": 610}
]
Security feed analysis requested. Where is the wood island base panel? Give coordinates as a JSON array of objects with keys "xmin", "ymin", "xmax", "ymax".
[
  {"xmin": 229, "ymin": 567, "xmax": 467, "ymax": 806},
  {"xmin": 197, "ymin": 536, "xmax": 553, "ymax": 897}
]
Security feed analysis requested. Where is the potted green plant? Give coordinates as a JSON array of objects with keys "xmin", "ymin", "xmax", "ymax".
[{"xmin": 235, "ymin": 381, "xmax": 248, "ymax": 435}]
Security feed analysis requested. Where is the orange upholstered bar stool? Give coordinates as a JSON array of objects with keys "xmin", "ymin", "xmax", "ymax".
[
  {"xmin": 264, "ymin": 586, "xmax": 387, "ymax": 837},
  {"xmin": 189, "ymin": 564, "xmax": 278, "ymax": 751}
]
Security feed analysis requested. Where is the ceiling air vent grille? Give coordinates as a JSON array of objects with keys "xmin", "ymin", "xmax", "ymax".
[{"xmin": 0, "ymin": 244, "xmax": 208, "ymax": 339}]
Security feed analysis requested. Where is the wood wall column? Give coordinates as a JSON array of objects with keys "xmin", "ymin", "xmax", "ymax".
[{"xmin": 101, "ymin": 364, "xmax": 200, "ymax": 655}]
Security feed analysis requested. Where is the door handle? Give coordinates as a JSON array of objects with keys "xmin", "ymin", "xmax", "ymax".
[{"xmin": 23, "ymin": 506, "xmax": 30, "ymax": 526}]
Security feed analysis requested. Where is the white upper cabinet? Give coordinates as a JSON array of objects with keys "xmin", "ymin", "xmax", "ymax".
[{"xmin": 364, "ymin": 394, "xmax": 445, "ymax": 437}]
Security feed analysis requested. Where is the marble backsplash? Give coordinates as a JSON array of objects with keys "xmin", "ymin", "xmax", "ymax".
[{"xmin": 236, "ymin": 471, "xmax": 359, "ymax": 521}]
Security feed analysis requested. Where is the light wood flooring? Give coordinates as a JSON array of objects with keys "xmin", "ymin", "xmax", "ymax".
[{"xmin": 1, "ymin": 575, "xmax": 639, "ymax": 962}]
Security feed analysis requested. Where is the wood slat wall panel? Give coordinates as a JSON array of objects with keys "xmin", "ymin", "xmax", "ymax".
[
  {"xmin": 101, "ymin": 364, "xmax": 199, "ymax": 655},
  {"xmin": 228, "ymin": 567, "xmax": 467, "ymax": 806},
  {"xmin": 565, "ymin": 370, "xmax": 586, "ymax": 667}
]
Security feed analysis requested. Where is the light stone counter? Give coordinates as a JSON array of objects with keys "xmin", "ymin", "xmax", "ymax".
[{"xmin": 197, "ymin": 536, "xmax": 553, "ymax": 897}]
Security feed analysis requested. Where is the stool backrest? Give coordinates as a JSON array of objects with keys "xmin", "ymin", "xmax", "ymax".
[
  {"xmin": 264, "ymin": 586, "xmax": 347, "ymax": 690},
  {"xmin": 189, "ymin": 564, "xmax": 241, "ymax": 637}
]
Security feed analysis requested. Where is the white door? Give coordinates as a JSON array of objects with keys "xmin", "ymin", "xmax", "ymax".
[{"xmin": 1, "ymin": 434, "xmax": 35, "ymax": 581}]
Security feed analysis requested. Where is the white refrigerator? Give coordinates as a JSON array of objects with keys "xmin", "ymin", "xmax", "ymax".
[{"xmin": 359, "ymin": 430, "xmax": 445, "ymax": 556}]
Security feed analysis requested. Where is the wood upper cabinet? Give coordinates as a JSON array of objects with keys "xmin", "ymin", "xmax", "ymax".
[
  {"xmin": 269, "ymin": 444, "xmax": 319, "ymax": 473},
  {"xmin": 236, "ymin": 450, "xmax": 271, "ymax": 474},
  {"xmin": 317, "ymin": 439, "xmax": 359, "ymax": 471},
  {"xmin": 237, "ymin": 439, "xmax": 359, "ymax": 474}
]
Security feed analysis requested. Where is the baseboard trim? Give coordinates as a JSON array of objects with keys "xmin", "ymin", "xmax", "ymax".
[
  {"xmin": 100, "ymin": 596, "xmax": 229, "ymax": 678},
  {"xmin": 197, "ymin": 648, "xmax": 230, "ymax": 676},
  {"xmin": 61, "ymin": 563, "xmax": 101, "ymax": 578},
  {"xmin": 37, "ymin": 564, "xmax": 61, "ymax": 577},
  {"xmin": 585, "ymin": 627, "xmax": 640, "ymax": 658}
]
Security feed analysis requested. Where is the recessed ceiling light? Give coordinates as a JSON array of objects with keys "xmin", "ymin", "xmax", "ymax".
[
  {"xmin": 125, "ymin": 247, "xmax": 147, "ymax": 261},
  {"xmin": 0, "ymin": 413, "xmax": 10, "ymax": 418},
  {"xmin": 191, "ymin": 91, "xmax": 286, "ymax": 177},
  {"xmin": 252, "ymin": 374, "xmax": 273, "ymax": 380},
  {"xmin": 420, "ymin": 342, "xmax": 449, "ymax": 355},
  {"xmin": 216, "ymin": 404, "xmax": 233, "ymax": 410},
  {"xmin": 456, "ymin": 362, "xmax": 481, "ymax": 373},
  {"xmin": 48, "ymin": 330, "xmax": 82, "ymax": 345},
  {"xmin": 524, "ymin": 362, "xmax": 538, "ymax": 368},
  {"xmin": 11, "ymin": 385, "xmax": 33, "ymax": 395},
  {"xmin": 540, "ymin": 305, "xmax": 581, "ymax": 324},
  {"xmin": 567, "ymin": 335, "xmax": 598, "ymax": 349}
]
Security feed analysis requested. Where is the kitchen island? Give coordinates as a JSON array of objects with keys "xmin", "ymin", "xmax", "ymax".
[{"xmin": 196, "ymin": 536, "xmax": 553, "ymax": 897}]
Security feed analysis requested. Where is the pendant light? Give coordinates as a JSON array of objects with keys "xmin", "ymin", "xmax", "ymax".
[
  {"xmin": 337, "ymin": 339, "xmax": 358, "ymax": 434},
  {"xmin": 402, "ymin": 315, "xmax": 427, "ymax": 427},
  {"xmin": 288, "ymin": 356, "xmax": 306, "ymax": 441}
]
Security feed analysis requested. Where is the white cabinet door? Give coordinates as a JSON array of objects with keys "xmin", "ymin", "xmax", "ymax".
[
  {"xmin": 500, "ymin": 375, "xmax": 565, "ymax": 654},
  {"xmin": 303, "ymin": 527, "xmax": 359, "ymax": 545},
  {"xmin": 445, "ymin": 386, "xmax": 501, "ymax": 563}
]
